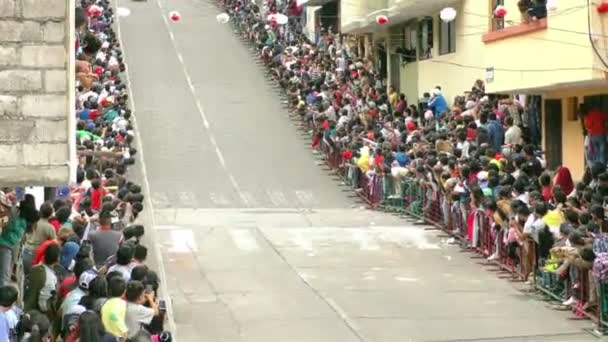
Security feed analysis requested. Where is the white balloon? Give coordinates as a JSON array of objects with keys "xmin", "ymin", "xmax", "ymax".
[
  {"xmin": 440, "ymin": 7, "xmax": 457, "ymax": 22},
  {"xmin": 275, "ymin": 13, "xmax": 288, "ymax": 25},
  {"xmin": 216, "ymin": 12, "xmax": 230, "ymax": 24},
  {"xmin": 546, "ymin": 0, "xmax": 558, "ymax": 12}
]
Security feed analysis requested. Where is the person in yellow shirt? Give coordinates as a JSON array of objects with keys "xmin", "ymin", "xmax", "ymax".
[
  {"xmin": 101, "ymin": 276, "xmax": 128, "ymax": 339},
  {"xmin": 388, "ymin": 85, "xmax": 398, "ymax": 109}
]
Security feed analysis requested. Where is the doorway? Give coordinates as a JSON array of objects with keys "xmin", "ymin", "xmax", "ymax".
[
  {"xmin": 544, "ymin": 99, "xmax": 563, "ymax": 170},
  {"xmin": 390, "ymin": 54, "xmax": 401, "ymax": 92}
]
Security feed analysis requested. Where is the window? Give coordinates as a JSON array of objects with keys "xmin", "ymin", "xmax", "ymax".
[
  {"xmin": 439, "ymin": 16, "xmax": 456, "ymax": 55},
  {"xmin": 401, "ymin": 23, "xmax": 417, "ymax": 63},
  {"xmin": 418, "ymin": 17, "xmax": 433, "ymax": 60},
  {"xmin": 490, "ymin": 0, "xmax": 505, "ymax": 32}
]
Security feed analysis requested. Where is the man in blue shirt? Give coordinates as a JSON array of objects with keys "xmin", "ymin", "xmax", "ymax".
[
  {"xmin": 394, "ymin": 150, "xmax": 410, "ymax": 167},
  {"xmin": 0, "ymin": 285, "xmax": 18, "ymax": 342},
  {"xmin": 428, "ymin": 88, "xmax": 448, "ymax": 119},
  {"xmin": 487, "ymin": 113, "xmax": 505, "ymax": 152}
]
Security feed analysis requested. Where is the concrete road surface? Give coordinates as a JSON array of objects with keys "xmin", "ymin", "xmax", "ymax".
[{"xmin": 116, "ymin": 0, "xmax": 599, "ymax": 340}]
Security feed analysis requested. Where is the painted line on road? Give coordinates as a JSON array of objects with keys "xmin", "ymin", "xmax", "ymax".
[
  {"xmin": 215, "ymin": 147, "xmax": 226, "ymax": 168},
  {"xmin": 229, "ymin": 174, "xmax": 250, "ymax": 205},
  {"xmin": 229, "ymin": 229, "xmax": 260, "ymax": 252},
  {"xmin": 114, "ymin": 0, "xmax": 178, "ymax": 338},
  {"xmin": 157, "ymin": 0, "xmax": 248, "ymax": 207}
]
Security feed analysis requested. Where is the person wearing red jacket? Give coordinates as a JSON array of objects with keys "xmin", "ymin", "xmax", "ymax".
[{"xmin": 584, "ymin": 107, "xmax": 607, "ymax": 165}]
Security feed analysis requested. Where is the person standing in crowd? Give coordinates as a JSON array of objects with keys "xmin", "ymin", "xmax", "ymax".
[
  {"xmin": 101, "ymin": 277, "xmax": 128, "ymax": 339},
  {"xmin": 23, "ymin": 202, "xmax": 56, "ymax": 278},
  {"xmin": 88, "ymin": 211, "xmax": 122, "ymax": 267},
  {"xmin": 125, "ymin": 280, "xmax": 159, "ymax": 339},
  {"xmin": 583, "ymin": 104, "xmax": 607, "ymax": 165},
  {"xmin": 24, "ymin": 243, "xmax": 60, "ymax": 318},
  {"xmin": 0, "ymin": 194, "xmax": 37, "ymax": 286},
  {"xmin": 503, "ymin": 116, "xmax": 522, "ymax": 150},
  {"xmin": 0, "ymin": 285, "xmax": 18, "ymax": 342},
  {"xmin": 108, "ymin": 245, "xmax": 135, "ymax": 281},
  {"xmin": 66, "ymin": 310, "xmax": 116, "ymax": 342},
  {"xmin": 428, "ymin": 88, "xmax": 448, "ymax": 119}
]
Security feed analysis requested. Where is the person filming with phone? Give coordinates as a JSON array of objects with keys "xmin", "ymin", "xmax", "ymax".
[{"xmin": 125, "ymin": 280, "xmax": 160, "ymax": 339}]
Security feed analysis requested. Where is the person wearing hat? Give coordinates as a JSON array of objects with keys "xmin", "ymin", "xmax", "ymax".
[
  {"xmin": 61, "ymin": 269, "xmax": 98, "ymax": 333},
  {"xmin": 428, "ymin": 88, "xmax": 448, "ymax": 119}
]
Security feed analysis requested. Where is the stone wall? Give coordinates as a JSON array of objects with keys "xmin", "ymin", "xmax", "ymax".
[{"xmin": 0, "ymin": 0, "xmax": 71, "ymax": 186}]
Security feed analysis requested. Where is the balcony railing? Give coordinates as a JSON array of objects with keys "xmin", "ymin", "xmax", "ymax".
[{"xmin": 482, "ymin": 17, "xmax": 547, "ymax": 43}]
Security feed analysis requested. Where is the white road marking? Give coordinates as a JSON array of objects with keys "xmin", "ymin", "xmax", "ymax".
[
  {"xmin": 289, "ymin": 230, "xmax": 316, "ymax": 256},
  {"xmin": 176, "ymin": 191, "xmax": 197, "ymax": 207},
  {"xmin": 114, "ymin": 1, "xmax": 177, "ymax": 335},
  {"xmin": 239, "ymin": 191, "xmax": 257, "ymax": 207},
  {"xmin": 395, "ymin": 277, "xmax": 419, "ymax": 282},
  {"xmin": 117, "ymin": 7, "xmax": 131, "ymax": 17},
  {"xmin": 208, "ymin": 192, "xmax": 230, "ymax": 206},
  {"xmin": 230, "ymin": 229, "xmax": 260, "ymax": 252},
  {"xmin": 214, "ymin": 147, "xmax": 226, "ymax": 168},
  {"xmin": 266, "ymin": 190, "xmax": 288, "ymax": 206},
  {"xmin": 352, "ymin": 229, "xmax": 380, "ymax": 251},
  {"xmin": 297, "ymin": 272, "xmax": 317, "ymax": 280},
  {"xmin": 168, "ymin": 229, "xmax": 197, "ymax": 253},
  {"xmin": 151, "ymin": 192, "xmax": 171, "ymax": 208},
  {"xmin": 294, "ymin": 190, "xmax": 315, "ymax": 206},
  {"xmin": 276, "ymin": 227, "xmax": 441, "ymax": 251}
]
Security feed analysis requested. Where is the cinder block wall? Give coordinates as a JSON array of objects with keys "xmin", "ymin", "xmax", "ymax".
[{"xmin": 0, "ymin": 0, "xmax": 70, "ymax": 186}]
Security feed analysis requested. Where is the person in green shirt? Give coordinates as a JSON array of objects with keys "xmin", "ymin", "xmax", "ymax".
[
  {"xmin": 76, "ymin": 130, "xmax": 102, "ymax": 142},
  {"xmin": 0, "ymin": 193, "xmax": 38, "ymax": 286},
  {"xmin": 102, "ymin": 108, "xmax": 119, "ymax": 123}
]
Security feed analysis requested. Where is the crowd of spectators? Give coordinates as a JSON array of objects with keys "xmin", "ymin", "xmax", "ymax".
[
  {"xmin": 226, "ymin": 0, "xmax": 608, "ymax": 323},
  {"xmin": 0, "ymin": 0, "xmax": 171, "ymax": 341}
]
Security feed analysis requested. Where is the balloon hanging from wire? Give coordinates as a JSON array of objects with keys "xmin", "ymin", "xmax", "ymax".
[{"xmin": 440, "ymin": 7, "xmax": 457, "ymax": 23}]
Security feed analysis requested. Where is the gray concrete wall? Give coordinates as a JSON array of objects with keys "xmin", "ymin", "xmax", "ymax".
[{"xmin": 0, "ymin": 0, "xmax": 71, "ymax": 186}]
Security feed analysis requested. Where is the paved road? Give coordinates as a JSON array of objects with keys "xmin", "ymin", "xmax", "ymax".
[{"xmin": 117, "ymin": 0, "xmax": 599, "ymax": 341}]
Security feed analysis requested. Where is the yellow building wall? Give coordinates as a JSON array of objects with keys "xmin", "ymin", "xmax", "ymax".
[
  {"xmin": 340, "ymin": 0, "xmax": 364, "ymax": 30},
  {"xmin": 543, "ymin": 86, "xmax": 608, "ymax": 180},
  {"xmin": 484, "ymin": 0, "xmax": 605, "ymax": 93},
  {"xmin": 340, "ymin": 0, "xmax": 388, "ymax": 32},
  {"xmin": 400, "ymin": 62, "xmax": 419, "ymax": 104},
  {"xmin": 397, "ymin": 0, "xmax": 488, "ymax": 104}
]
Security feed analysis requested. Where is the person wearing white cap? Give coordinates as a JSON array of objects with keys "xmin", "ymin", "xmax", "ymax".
[{"xmin": 428, "ymin": 87, "xmax": 448, "ymax": 119}]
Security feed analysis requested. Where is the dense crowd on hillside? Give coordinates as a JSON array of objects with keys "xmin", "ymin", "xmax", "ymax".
[
  {"xmin": 0, "ymin": 0, "xmax": 171, "ymax": 341},
  {"xmin": 224, "ymin": 0, "xmax": 608, "ymax": 324}
]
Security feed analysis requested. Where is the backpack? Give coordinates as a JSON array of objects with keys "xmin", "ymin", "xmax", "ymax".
[{"xmin": 593, "ymin": 252, "xmax": 608, "ymax": 283}]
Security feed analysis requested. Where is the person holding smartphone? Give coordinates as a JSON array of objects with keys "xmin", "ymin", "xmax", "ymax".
[{"xmin": 125, "ymin": 280, "xmax": 159, "ymax": 339}]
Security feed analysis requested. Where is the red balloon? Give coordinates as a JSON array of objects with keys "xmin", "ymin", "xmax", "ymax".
[
  {"xmin": 376, "ymin": 15, "xmax": 388, "ymax": 25},
  {"xmin": 494, "ymin": 5, "xmax": 507, "ymax": 17},
  {"xmin": 169, "ymin": 11, "xmax": 181, "ymax": 22}
]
